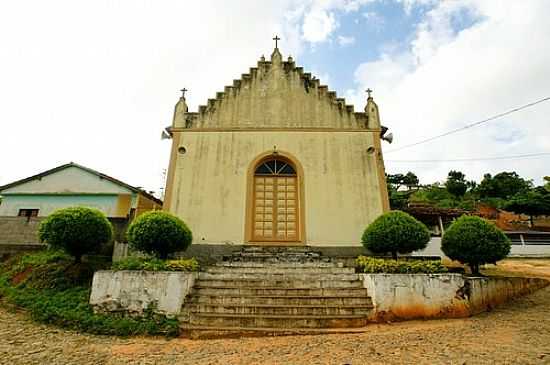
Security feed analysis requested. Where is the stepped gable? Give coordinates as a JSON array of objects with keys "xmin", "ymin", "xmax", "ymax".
[{"xmin": 184, "ymin": 47, "xmax": 370, "ymax": 130}]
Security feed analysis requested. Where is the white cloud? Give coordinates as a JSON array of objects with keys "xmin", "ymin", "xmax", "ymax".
[
  {"xmin": 351, "ymin": 0, "xmax": 550, "ymax": 185},
  {"xmin": 337, "ymin": 35, "xmax": 356, "ymax": 46},
  {"xmin": 302, "ymin": 7, "xmax": 338, "ymax": 43},
  {"xmin": 0, "ymin": 0, "xmax": 300, "ymax": 192}
]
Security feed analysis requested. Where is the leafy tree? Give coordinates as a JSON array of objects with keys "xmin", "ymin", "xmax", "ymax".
[
  {"xmin": 38, "ymin": 207, "xmax": 113, "ymax": 263},
  {"xmin": 386, "ymin": 172, "xmax": 419, "ymax": 191},
  {"xmin": 127, "ymin": 211, "xmax": 192, "ymax": 259},
  {"xmin": 362, "ymin": 211, "xmax": 430, "ymax": 259},
  {"xmin": 441, "ymin": 215, "xmax": 511, "ymax": 275},
  {"xmin": 403, "ymin": 172, "xmax": 419, "ymax": 190},
  {"xmin": 544, "ymin": 176, "xmax": 550, "ymax": 192},
  {"xmin": 504, "ymin": 187, "xmax": 550, "ymax": 226},
  {"xmin": 445, "ymin": 170, "xmax": 468, "ymax": 197},
  {"xmin": 476, "ymin": 172, "xmax": 532, "ymax": 200}
]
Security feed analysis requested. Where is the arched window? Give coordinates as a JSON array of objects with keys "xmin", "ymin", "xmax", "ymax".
[{"xmin": 255, "ymin": 158, "xmax": 296, "ymax": 176}]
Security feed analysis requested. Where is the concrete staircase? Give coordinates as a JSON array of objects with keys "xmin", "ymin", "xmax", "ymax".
[{"xmin": 179, "ymin": 246, "xmax": 372, "ymax": 338}]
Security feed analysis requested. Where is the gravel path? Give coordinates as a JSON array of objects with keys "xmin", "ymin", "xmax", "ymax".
[{"xmin": 1, "ymin": 262, "xmax": 550, "ymax": 364}]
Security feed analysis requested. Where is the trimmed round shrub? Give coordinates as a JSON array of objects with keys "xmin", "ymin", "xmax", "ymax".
[
  {"xmin": 38, "ymin": 207, "xmax": 113, "ymax": 263},
  {"xmin": 126, "ymin": 211, "xmax": 192, "ymax": 259},
  {"xmin": 441, "ymin": 215, "xmax": 511, "ymax": 275},
  {"xmin": 362, "ymin": 211, "xmax": 430, "ymax": 259}
]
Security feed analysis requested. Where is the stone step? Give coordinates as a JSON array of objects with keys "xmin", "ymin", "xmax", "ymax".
[
  {"xmin": 194, "ymin": 278, "xmax": 363, "ymax": 289},
  {"xmin": 199, "ymin": 271, "xmax": 359, "ymax": 280},
  {"xmin": 179, "ymin": 325, "xmax": 369, "ymax": 339},
  {"xmin": 214, "ymin": 261, "xmax": 344, "ymax": 269},
  {"xmin": 184, "ymin": 303, "xmax": 372, "ymax": 316},
  {"xmin": 186, "ymin": 313, "xmax": 369, "ymax": 329},
  {"xmin": 240, "ymin": 246, "xmax": 315, "ymax": 253},
  {"xmin": 193, "ymin": 286, "xmax": 369, "ymax": 297},
  {"xmin": 187, "ymin": 295, "xmax": 372, "ymax": 306},
  {"xmin": 205, "ymin": 267, "xmax": 353, "ymax": 275}
]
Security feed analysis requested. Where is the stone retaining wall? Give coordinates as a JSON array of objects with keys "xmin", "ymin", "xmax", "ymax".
[
  {"xmin": 89, "ymin": 270, "xmax": 197, "ymax": 317},
  {"xmin": 361, "ymin": 273, "xmax": 549, "ymax": 321}
]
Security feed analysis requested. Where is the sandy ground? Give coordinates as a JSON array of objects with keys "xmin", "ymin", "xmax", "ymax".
[{"xmin": 1, "ymin": 259, "xmax": 549, "ymax": 365}]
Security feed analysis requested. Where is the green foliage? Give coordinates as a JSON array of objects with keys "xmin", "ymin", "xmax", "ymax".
[
  {"xmin": 127, "ymin": 211, "xmax": 192, "ymax": 259},
  {"xmin": 504, "ymin": 187, "xmax": 550, "ymax": 224},
  {"xmin": 362, "ymin": 211, "xmax": 431, "ymax": 259},
  {"xmin": 475, "ymin": 172, "xmax": 532, "ymax": 200},
  {"xmin": 356, "ymin": 256, "xmax": 447, "ymax": 274},
  {"xmin": 0, "ymin": 252, "xmax": 179, "ymax": 337},
  {"xmin": 445, "ymin": 170, "xmax": 468, "ymax": 198},
  {"xmin": 386, "ymin": 172, "xmax": 419, "ymax": 191},
  {"xmin": 544, "ymin": 176, "xmax": 550, "ymax": 192},
  {"xmin": 111, "ymin": 257, "xmax": 199, "ymax": 272},
  {"xmin": 441, "ymin": 215, "xmax": 511, "ymax": 275},
  {"xmin": 38, "ymin": 207, "xmax": 113, "ymax": 262}
]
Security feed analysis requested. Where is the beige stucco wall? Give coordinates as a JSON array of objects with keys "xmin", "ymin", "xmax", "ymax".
[{"xmin": 167, "ymin": 130, "xmax": 386, "ymax": 246}]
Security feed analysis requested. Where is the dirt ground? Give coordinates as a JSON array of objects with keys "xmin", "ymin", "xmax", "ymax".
[{"xmin": 1, "ymin": 259, "xmax": 550, "ymax": 365}]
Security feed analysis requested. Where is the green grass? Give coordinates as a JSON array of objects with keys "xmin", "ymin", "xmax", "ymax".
[{"xmin": 0, "ymin": 250, "xmax": 179, "ymax": 337}]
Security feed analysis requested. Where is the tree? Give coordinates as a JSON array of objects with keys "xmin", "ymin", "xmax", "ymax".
[
  {"xmin": 504, "ymin": 187, "xmax": 550, "ymax": 227},
  {"xmin": 445, "ymin": 170, "xmax": 468, "ymax": 197},
  {"xmin": 403, "ymin": 172, "xmax": 419, "ymax": 190},
  {"xmin": 544, "ymin": 176, "xmax": 550, "ymax": 192},
  {"xmin": 476, "ymin": 172, "xmax": 532, "ymax": 200},
  {"xmin": 38, "ymin": 207, "xmax": 113, "ymax": 263},
  {"xmin": 441, "ymin": 215, "xmax": 511, "ymax": 275},
  {"xmin": 127, "ymin": 211, "xmax": 192, "ymax": 259},
  {"xmin": 386, "ymin": 172, "xmax": 419, "ymax": 191},
  {"xmin": 362, "ymin": 211, "xmax": 431, "ymax": 259}
]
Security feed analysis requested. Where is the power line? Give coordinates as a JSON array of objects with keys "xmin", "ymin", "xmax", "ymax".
[
  {"xmin": 387, "ymin": 152, "xmax": 550, "ymax": 163},
  {"xmin": 385, "ymin": 96, "xmax": 550, "ymax": 154}
]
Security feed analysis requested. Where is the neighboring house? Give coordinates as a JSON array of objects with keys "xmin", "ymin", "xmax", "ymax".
[{"xmin": 0, "ymin": 162, "xmax": 162, "ymax": 246}]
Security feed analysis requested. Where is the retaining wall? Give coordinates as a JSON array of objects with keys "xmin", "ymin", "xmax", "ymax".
[
  {"xmin": 90, "ymin": 270, "xmax": 197, "ymax": 317},
  {"xmin": 361, "ymin": 273, "xmax": 549, "ymax": 321}
]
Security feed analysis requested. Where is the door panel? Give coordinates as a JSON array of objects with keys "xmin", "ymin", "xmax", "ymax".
[{"xmin": 252, "ymin": 175, "xmax": 298, "ymax": 241}]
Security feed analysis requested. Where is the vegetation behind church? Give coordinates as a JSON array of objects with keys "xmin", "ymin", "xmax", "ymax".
[{"xmin": 387, "ymin": 170, "xmax": 550, "ymax": 228}]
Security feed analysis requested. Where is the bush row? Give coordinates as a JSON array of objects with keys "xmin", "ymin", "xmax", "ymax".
[
  {"xmin": 111, "ymin": 257, "xmax": 199, "ymax": 272},
  {"xmin": 356, "ymin": 256, "xmax": 448, "ymax": 274}
]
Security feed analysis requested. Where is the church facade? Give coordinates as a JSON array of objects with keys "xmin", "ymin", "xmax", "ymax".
[{"xmin": 163, "ymin": 46, "xmax": 389, "ymax": 247}]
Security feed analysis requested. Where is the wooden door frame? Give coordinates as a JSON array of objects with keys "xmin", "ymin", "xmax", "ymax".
[{"xmin": 244, "ymin": 150, "xmax": 306, "ymax": 245}]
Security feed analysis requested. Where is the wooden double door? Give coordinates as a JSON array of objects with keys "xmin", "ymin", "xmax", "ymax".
[{"xmin": 252, "ymin": 159, "xmax": 299, "ymax": 242}]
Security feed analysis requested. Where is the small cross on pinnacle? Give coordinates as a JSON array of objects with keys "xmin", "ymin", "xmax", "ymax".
[
  {"xmin": 366, "ymin": 88, "xmax": 373, "ymax": 98},
  {"xmin": 273, "ymin": 35, "xmax": 280, "ymax": 49},
  {"xmin": 180, "ymin": 88, "xmax": 187, "ymax": 98}
]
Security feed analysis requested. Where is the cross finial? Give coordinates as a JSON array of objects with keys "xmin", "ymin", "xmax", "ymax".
[
  {"xmin": 180, "ymin": 88, "xmax": 187, "ymax": 98},
  {"xmin": 273, "ymin": 35, "xmax": 280, "ymax": 49},
  {"xmin": 366, "ymin": 88, "xmax": 373, "ymax": 98}
]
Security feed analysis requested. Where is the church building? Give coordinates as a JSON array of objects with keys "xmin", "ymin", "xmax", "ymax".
[{"xmin": 163, "ymin": 43, "xmax": 389, "ymax": 247}]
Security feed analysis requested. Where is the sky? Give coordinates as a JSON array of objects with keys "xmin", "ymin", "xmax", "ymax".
[{"xmin": 0, "ymin": 0, "xmax": 549, "ymax": 196}]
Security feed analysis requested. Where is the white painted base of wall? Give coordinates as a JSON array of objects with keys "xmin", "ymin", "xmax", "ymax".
[
  {"xmin": 90, "ymin": 270, "xmax": 197, "ymax": 317},
  {"xmin": 361, "ymin": 273, "xmax": 549, "ymax": 321}
]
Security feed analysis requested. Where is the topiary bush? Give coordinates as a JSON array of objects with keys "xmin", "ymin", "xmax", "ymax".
[
  {"xmin": 362, "ymin": 211, "xmax": 431, "ymax": 259},
  {"xmin": 38, "ymin": 207, "xmax": 113, "ymax": 263},
  {"xmin": 126, "ymin": 211, "xmax": 192, "ymax": 259},
  {"xmin": 441, "ymin": 215, "xmax": 511, "ymax": 275}
]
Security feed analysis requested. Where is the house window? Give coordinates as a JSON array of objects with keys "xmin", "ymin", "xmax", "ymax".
[{"xmin": 18, "ymin": 209, "xmax": 39, "ymax": 221}]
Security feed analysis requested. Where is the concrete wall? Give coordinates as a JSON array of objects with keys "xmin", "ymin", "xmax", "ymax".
[
  {"xmin": 361, "ymin": 273, "xmax": 549, "ymax": 321},
  {"xmin": 0, "ymin": 216, "xmax": 43, "ymax": 244},
  {"xmin": 415, "ymin": 237, "xmax": 550, "ymax": 258},
  {"xmin": 168, "ymin": 131, "xmax": 386, "ymax": 246},
  {"xmin": 90, "ymin": 270, "xmax": 197, "ymax": 317}
]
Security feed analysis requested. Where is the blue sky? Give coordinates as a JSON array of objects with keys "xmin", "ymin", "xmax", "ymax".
[{"xmin": 0, "ymin": 0, "xmax": 549, "ymax": 193}]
